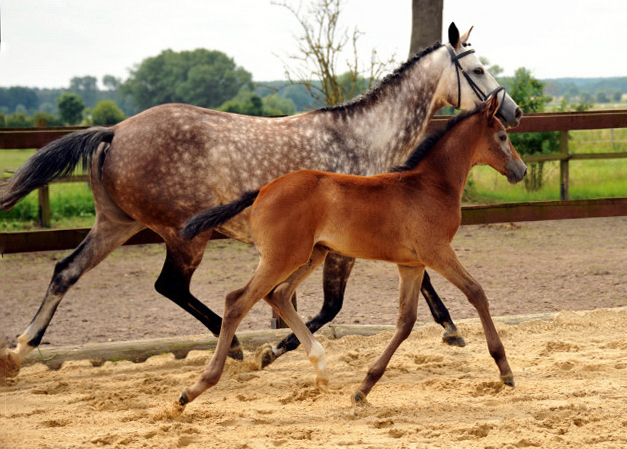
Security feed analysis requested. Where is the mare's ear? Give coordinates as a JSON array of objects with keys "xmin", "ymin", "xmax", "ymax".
[
  {"xmin": 460, "ymin": 26, "xmax": 474, "ymax": 46},
  {"xmin": 486, "ymin": 94, "xmax": 500, "ymax": 118},
  {"xmin": 448, "ymin": 23, "xmax": 460, "ymax": 49}
]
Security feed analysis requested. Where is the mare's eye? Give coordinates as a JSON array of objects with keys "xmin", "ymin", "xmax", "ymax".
[
  {"xmin": 473, "ymin": 68, "xmax": 485, "ymax": 75},
  {"xmin": 499, "ymin": 134, "xmax": 507, "ymax": 142}
]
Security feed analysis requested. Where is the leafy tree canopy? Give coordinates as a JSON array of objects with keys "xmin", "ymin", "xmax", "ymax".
[
  {"xmin": 57, "ymin": 92, "xmax": 85, "ymax": 125},
  {"xmin": 218, "ymin": 88, "xmax": 296, "ymax": 116},
  {"xmin": 92, "ymin": 100, "xmax": 126, "ymax": 125},
  {"xmin": 121, "ymin": 49, "xmax": 253, "ymax": 111}
]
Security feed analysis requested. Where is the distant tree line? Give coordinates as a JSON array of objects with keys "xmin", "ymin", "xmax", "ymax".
[
  {"xmin": 0, "ymin": 48, "xmax": 331, "ymax": 128},
  {"xmin": 1, "ymin": 44, "xmax": 625, "ymax": 129}
]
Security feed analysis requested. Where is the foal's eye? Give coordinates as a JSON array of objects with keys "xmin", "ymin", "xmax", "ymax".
[
  {"xmin": 499, "ymin": 134, "xmax": 507, "ymax": 142},
  {"xmin": 473, "ymin": 67, "xmax": 485, "ymax": 75}
]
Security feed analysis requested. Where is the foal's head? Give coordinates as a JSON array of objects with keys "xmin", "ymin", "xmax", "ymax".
[{"xmin": 471, "ymin": 95, "xmax": 527, "ymax": 184}]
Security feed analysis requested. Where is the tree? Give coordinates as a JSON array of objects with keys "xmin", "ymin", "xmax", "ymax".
[
  {"xmin": 5, "ymin": 111, "xmax": 34, "ymax": 127},
  {"xmin": 57, "ymin": 92, "xmax": 85, "ymax": 125},
  {"xmin": 102, "ymin": 75, "xmax": 121, "ymax": 91},
  {"xmin": 0, "ymin": 87, "xmax": 39, "ymax": 113},
  {"xmin": 275, "ymin": 0, "xmax": 394, "ymax": 108},
  {"xmin": 33, "ymin": 111, "xmax": 62, "ymax": 127},
  {"xmin": 219, "ymin": 88, "xmax": 296, "ymax": 116},
  {"xmin": 409, "ymin": 0, "xmax": 443, "ymax": 56},
  {"xmin": 506, "ymin": 68, "xmax": 557, "ymax": 192},
  {"xmin": 92, "ymin": 100, "xmax": 126, "ymax": 125},
  {"xmin": 121, "ymin": 49, "xmax": 253, "ymax": 111},
  {"xmin": 70, "ymin": 76, "xmax": 98, "ymax": 108}
]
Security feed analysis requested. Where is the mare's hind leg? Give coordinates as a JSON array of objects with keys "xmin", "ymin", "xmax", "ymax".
[
  {"xmin": 1, "ymin": 219, "xmax": 144, "ymax": 379},
  {"xmin": 353, "ymin": 265, "xmax": 424, "ymax": 404},
  {"xmin": 424, "ymin": 245, "xmax": 514, "ymax": 386},
  {"xmin": 421, "ymin": 271, "xmax": 465, "ymax": 347},
  {"xmin": 267, "ymin": 253, "xmax": 354, "ymax": 365},
  {"xmin": 154, "ymin": 234, "xmax": 243, "ymax": 360}
]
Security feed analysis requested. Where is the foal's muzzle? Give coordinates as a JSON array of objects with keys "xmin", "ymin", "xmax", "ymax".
[{"xmin": 505, "ymin": 159, "xmax": 527, "ymax": 184}]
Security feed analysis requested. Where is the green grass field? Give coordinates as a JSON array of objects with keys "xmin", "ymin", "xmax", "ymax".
[{"xmin": 2, "ymin": 125, "xmax": 626, "ymax": 230}]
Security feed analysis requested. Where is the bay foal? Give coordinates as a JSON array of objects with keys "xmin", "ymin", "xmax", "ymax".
[{"xmin": 179, "ymin": 95, "xmax": 527, "ymax": 406}]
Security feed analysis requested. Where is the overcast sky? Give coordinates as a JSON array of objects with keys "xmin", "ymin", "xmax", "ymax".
[{"xmin": 1, "ymin": 0, "xmax": 625, "ymax": 89}]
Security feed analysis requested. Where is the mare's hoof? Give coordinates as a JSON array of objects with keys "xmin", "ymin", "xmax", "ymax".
[
  {"xmin": 228, "ymin": 345, "xmax": 244, "ymax": 361},
  {"xmin": 0, "ymin": 348, "xmax": 20, "ymax": 383},
  {"xmin": 255, "ymin": 344, "xmax": 276, "ymax": 369},
  {"xmin": 442, "ymin": 330, "xmax": 466, "ymax": 348},
  {"xmin": 501, "ymin": 374, "xmax": 515, "ymax": 387},
  {"xmin": 351, "ymin": 390, "xmax": 368, "ymax": 406},
  {"xmin": 178, "ymin": 390, "xmax": 190, "ymax": 407}
]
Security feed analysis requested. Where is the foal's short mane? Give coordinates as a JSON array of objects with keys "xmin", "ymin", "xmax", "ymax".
[
  {"xmin": 316, "ymin": 42, "xmax": 444, "ymax": 115},
  {"xmin": 391, "ymin": 103, "xmax": 488, "ymax": 173}
]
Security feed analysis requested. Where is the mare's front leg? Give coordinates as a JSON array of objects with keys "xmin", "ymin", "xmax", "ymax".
[
  {"xmin": 421, "ymin": 271, "xmax": 466, "ymax": 347},
  {"xmin": 154, "ymin": 234, "xmax": 243, "ymax": 360},
  {"xmin": 266, "ymin": 253, "xmax": 355, "ymax": 366},
  {"xmin": 352, "ymin": 265, "xmax": 424, "ymax": 404},
  {"xmin": 424, "ymin": 245, "xmax": 514, "ymax": 386}
]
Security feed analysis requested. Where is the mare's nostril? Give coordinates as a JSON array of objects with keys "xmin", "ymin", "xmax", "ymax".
[{"xmin": 515, "ymin": 108, "xmax": 522, "ymax": 120}]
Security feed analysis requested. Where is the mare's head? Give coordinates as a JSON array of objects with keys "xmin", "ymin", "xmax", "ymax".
[
  {"xmin": 439, "ymin": 22, "xmax": 522, "ymax": 128},
  {"xmin": 471, "ymin": 95, "xmax": 527, "ymax": 184}
]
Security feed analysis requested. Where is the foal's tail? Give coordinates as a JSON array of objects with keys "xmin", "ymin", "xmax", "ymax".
[
  {"xmin": 181, "ymin": 190, "xmax": 260, "ymax": 241},
  {"xmin": 0, "ymin": 127, "xmax": 114, "ymax": 212}
]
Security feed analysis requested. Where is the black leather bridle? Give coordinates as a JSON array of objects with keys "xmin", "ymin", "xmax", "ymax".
[{"xmin": 446, "ymin": 44, "xmax": 506, "ymax": 117}]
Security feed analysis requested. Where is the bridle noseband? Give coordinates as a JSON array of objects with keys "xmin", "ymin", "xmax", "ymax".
[{"xmin": 446, "ymin": 44, "xmax": 506, "ymax": 117}]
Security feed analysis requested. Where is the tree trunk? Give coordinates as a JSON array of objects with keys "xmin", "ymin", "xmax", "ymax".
[{"xmin": 409, "ymin": 0, "xmax": 444, "ymax": 57}]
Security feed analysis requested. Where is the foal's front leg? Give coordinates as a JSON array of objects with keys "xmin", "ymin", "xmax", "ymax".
[
  {"xmin": 424, "ymin": 245, "xmax": 514, "ymax": 386},
  {"xmin": 352, "ymin": 265, "xmax": 424, "ymax": 404}
]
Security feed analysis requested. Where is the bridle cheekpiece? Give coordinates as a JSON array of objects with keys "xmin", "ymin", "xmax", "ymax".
[{"xmin": 446, "ymin": 43, "xmax": 505, "ymax": 117}]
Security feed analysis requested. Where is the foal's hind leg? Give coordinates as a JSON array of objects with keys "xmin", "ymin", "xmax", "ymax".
[
  {"xmin": 421, "ymin": 271, "xmax": 465, "ymax": 347},
  {"xmin": 1, "ymin": 219, "xmax": 144, "ymax": 379},
  {"xmin": 353, "ymin": 265, "xmax": 424, "ymax": 404},
  {"xmin": 424, "ymin": 245, "xmax": 514, "ymax": 386},
  {"xmin": 261, "ymin": 247, "xmax": 330, "ymax": 388},
  {"xmin": 180, "ymin": 254, "xmax": 306, "ymax": 405},
  {"xmin": 154, "ymin": 234, "xmax": 243, "ymax": 360},
  {"xmin": 267, "ymin": 253, "xmax": 354, "ymax": 365}
]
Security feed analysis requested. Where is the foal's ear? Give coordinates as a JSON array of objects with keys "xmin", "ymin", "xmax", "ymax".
[
  {"xmin": 448, "ymin": 23, "xmax": 460, "ymax": 49},
  {"xmin": 486, "ymin": 94, "xmax": 500, "ymax": 118}
]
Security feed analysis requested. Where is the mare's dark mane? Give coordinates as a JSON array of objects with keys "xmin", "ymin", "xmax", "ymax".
[
  {"xmin": 316, "ymin": 42, "xmax": 444, "ymax": 115},
  {"xmin": 391, "ymin": 103, "xmax": 488, "ymax": 173}
]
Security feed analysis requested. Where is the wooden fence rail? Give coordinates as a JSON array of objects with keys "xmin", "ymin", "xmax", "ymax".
[
  {"xmin": 2, "ymin": 197, "xmax": 626, "ymax": 255},
  {"xmin": 1, "ymin": 109, "xmax": 627, "ymax": 237}
]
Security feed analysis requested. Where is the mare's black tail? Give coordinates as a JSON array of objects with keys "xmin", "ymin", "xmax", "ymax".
[
  {"xmin": 0, "ymin": 127, "xmax": 114, "ymax": 211},
  {"xmin": 181, "ymin": 190, "xmax": 260, "ymax": 241}
]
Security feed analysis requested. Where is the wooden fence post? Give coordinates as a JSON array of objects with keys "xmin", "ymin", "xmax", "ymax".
[
  {"xmin": 559, "ymin": 131, "xmax": 570, "ymax": 201},
  {"xmin": 38, "ymin": 185, "xmax": 51, "ymax": 228}
]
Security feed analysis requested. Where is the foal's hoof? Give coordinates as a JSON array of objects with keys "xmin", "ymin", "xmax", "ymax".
[
  {"xmin": 0, "ymin": 348, "xmax": 20, "ymax": 383},
  {"xmin": 315, "ymin": 377, "xmax": 329, "ymax": 393},
  {"xmin": 178, "ymin": 390, "xmax": 191, "ymax": 407},
  {"xmin": 351, "ymin": 390, "xmax": 368, "ymax": 406},
  {"xmin": 501, "ymin": 374, "xmax": 515, "ymax": 388},
  {"xmin": 442, "ymin": 330, "xmax": 466, "ymax": 348},
  {"xmin": 255, "ymin": 343, "xmax": 276, "ymax": 369}
]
